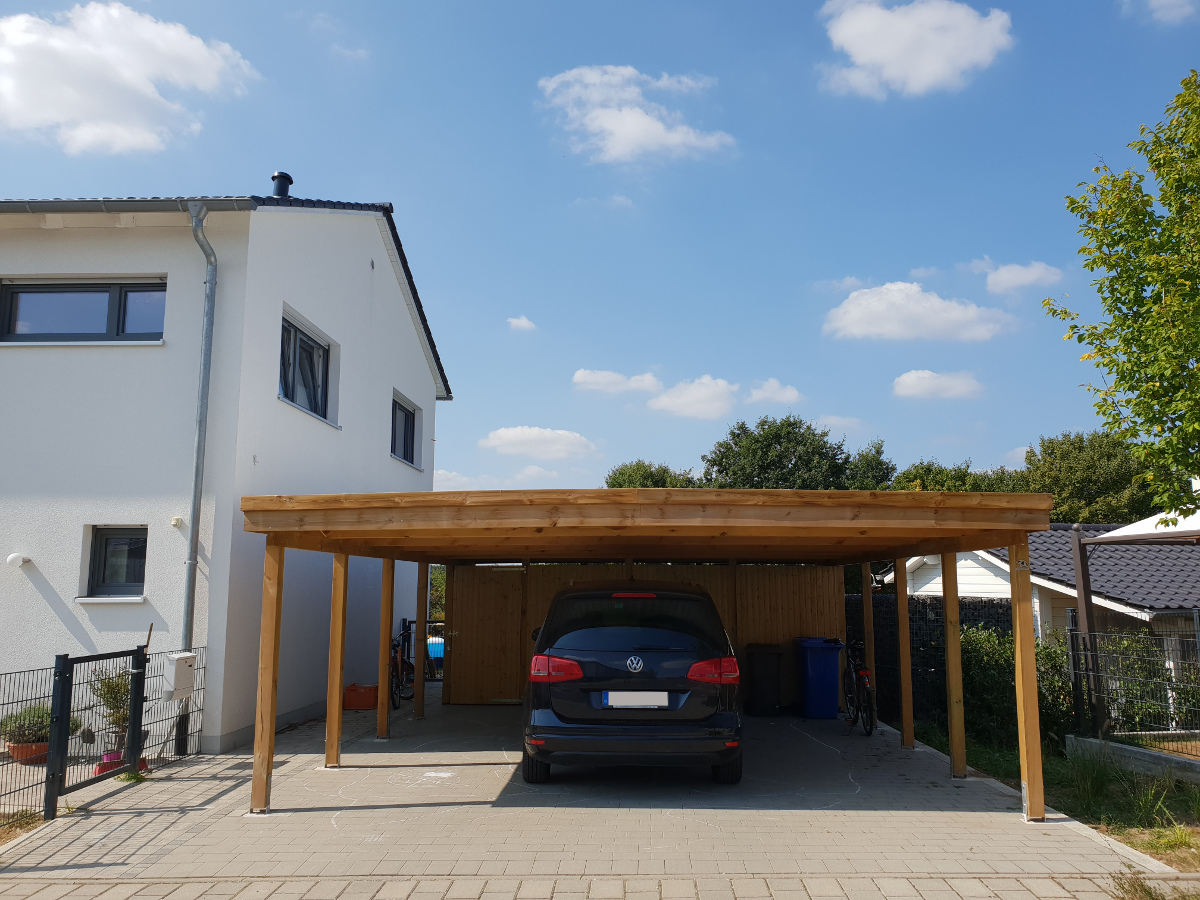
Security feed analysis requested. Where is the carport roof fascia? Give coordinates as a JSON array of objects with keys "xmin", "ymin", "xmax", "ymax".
[{"xmin": 241, "ymin": 488, "xmax": 1052, "ymax": 566}]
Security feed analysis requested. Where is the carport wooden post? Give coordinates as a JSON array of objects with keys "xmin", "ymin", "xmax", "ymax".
[
  {"xmin": 377, "ymin": 559, "xmax": 395, "ymax": 739},
  {"xmin": 325, "ymin": 553, "xmax": 349, "ymax": 768},
  {"xmin": 859, "ymin": 563, "xmax": 876, "ymax": 679},
  {"xmin": 414, "ymin": 561, "xmax": 429, "ymax": 719},
  {"xmin": 895, "ymin": 558, "xmax": 914, "ymax": 749},
  {"xmin": 941, "ymin": 553, "xmax": 967, "ymax": 778},
  {"xmin": 250, "ymin": 537, "xmax": 285, "ymax": 813},
  {"xmin": 1010, "ymin": 538, "xmax": 1046, "ymax": 822}
]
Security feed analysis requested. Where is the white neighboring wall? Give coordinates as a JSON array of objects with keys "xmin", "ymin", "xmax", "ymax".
[{"xmin": 0, "ymin": 202, "xmax": 444, "ymax": 753}]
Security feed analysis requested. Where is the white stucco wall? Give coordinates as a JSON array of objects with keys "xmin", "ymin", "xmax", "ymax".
[{"xmin": 0, "ymin": 205, "xmax": 439, "ymax": 754}]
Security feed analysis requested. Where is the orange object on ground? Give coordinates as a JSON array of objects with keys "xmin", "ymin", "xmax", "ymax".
[{"xmin": 343, "ymin": 683, "xmax": 378, "ymax": 710}]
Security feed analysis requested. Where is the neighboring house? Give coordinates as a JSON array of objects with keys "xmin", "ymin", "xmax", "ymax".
[
  {"xmin": 885, "ymin": 523, "xmax": 1200, "ymax": 638},
  {"xmin": 0, "ymin": 174, "xmax": 451, "ymax": 752}
]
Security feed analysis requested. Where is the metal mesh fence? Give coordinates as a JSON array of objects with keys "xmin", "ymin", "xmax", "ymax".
[
  {"xmin": 1072, "ymin": 630, "xmax": 1200, "ymax": 760},
  {"xmin": 845, "ymin": 593, "xmax": 1013, "ymax": 727},
  {"xmin": 0, "ymin": 646, "xmax": 205, "ymax": 824},
  {"xmin": 0, "ymin": 666, "xmax": 54, "ymax": 828}
]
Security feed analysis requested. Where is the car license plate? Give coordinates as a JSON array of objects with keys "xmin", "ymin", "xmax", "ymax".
[{"xmin": 603, "ymin": 691, "xmax": 668, "ymax": 708}]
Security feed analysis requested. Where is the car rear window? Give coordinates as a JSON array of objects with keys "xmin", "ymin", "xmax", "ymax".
[{"xmin": 541, "ymin": 592, "xmax": 729, "ymax": 654}]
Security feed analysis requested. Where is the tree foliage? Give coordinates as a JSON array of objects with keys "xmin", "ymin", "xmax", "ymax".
[
  {"xmin": 1025, "ymin": 430, "xmax": 1160, "ymax": 524},
  {"xmin": 429, "ymin": 564, "xmax": 446, "ymax": 621},
  {"xmin": 891, "ymin": 459, "xmax": 1027, "ymax": 493},
  {"xmin": 1045, "ymin": 72, "xmax": 1200, "ymax": 520},
  {"xmin": 699, "ymin": 415, "xmax": 894, "ymax": 490},
  {"xmin": 604, "ymin": 459, "xmax": 697, "ymax": 488}
]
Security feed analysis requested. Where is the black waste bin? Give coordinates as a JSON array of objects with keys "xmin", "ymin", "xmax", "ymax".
[
  {"xmin": 793, "ymin": 637, "xmax": 844, "ymax": 719},
  {"xmin": 744, "ymin": 643, "xmax": 784, "ymax": 717}
]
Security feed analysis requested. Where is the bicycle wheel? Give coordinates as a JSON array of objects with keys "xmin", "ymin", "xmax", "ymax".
[
  {"xmin": 858, "ymin": 683, "xmax": 875, "ymax": 736},
  {"xmin": 842, "ymin": 666, "xmax": 859, "ymax": 724},
  {"xmin": 390, "ymin": 662, "xmax": 402, "ymax": 709},
  {"xmin": 399, "ymin": 660, "xmax": 415, "ymax": 700}
]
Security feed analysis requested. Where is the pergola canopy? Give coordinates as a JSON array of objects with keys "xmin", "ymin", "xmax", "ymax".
[{"xmin": 240, "ymin": 488, "xmax": 1053, "ymax": 565}]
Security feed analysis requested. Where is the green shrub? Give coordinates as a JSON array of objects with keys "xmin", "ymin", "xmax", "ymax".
[
  {"xmin": 0, "ymin": 705, "xmax": 81, "ymax": 744},
  {"xmin": 89, "ymin": 670, "xmax": 130, "ymax": 730}
]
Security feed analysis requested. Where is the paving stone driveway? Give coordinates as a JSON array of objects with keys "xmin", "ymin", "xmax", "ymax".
[{"xmin": 0, "ymin": 692, "xmax": 1177, "ymax": 899}]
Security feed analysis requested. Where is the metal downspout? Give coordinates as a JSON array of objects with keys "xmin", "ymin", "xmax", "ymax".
[{"xmin": 183, "ymin": 202, "xmax": 218, "ymax": 652}]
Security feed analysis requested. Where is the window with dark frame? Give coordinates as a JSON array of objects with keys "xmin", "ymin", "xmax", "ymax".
[
  {"xmin": 88, "ymin": 528, "xmax": 148, "ymax": 596},
  {"xmin": 279, "ymin": 318, "xmax": 329, "ymax": 419},
  {"xmin": 392, "ymin": 399, "xmax": 416, "ymax": 464},
  {"xmin": 0, "ymin": 284, "xmax": 166, "ymax": 341}
]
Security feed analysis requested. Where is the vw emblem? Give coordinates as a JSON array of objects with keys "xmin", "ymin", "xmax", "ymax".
[{"xmin": 626, "ymin": 656, "xmax": 644, "ymax": 673}]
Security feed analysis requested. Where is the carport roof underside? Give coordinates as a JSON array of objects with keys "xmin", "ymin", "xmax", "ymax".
[{"xmin": 240, "ymin": 488, "xmax": 1052, "ymax": 565}]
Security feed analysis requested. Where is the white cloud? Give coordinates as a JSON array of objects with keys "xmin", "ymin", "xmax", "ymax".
[
  {"xmin": 433, "ymin": 470, "xmax": 499, "ymax": 490},
  {"xmin": 538, "ymin": 64, "xmax": 735, "ymax": 164},
  {"xmin": 892, "ymin": 369, "xmax": 982, "ymax": 399},
  {"xmin": 819, "ymin": 0, "xmax": 1013, "ymax": 99},
  {"xmin": 909, "ymin": 266, "xmax": 939, "ymax": 278},
  {"xmin": 573, "ymin": 369, "xmax": 663, "ymax": 393},
  {"xmin": 478, "ymin": 426, "xmax": 596, "ymax": 460},
  {"xmin": 816, "ymin": 415, "xmax": 865, "ymax": 432},
  {"xmin": 331, "ymin": 44, "xmax": 369, "ymax": 60},
  {"xmin": 823, "ymin": 281, "xmax": 1015, "ymax": 341},
  {"xmin": 1004, "ymin": 445, "xmax": 1031, "ymax": 466},
  {"xmin": 512, "ymin": 465, "xmax": 558, "ymax": 483},
  {"xmin": 573, "ymin": 194, "xmax": 635, "ymax": 209},
  {"xmin": 1123, "ymin": 0, "xmax": 1196, "ymax": 22},
  {"xmin": 0, "ymin": 2, "xmax": 256, "ymax": 154},
  {"xmin": 747, "ymin": 378, "xmax": 804, "ymax": 405},
  {"xmin": 826, "ymin": 275, "xmax": 865, "ymax": 291},
  {"xmin": 969, "ymin": 257, "xmax": 1063, "ymax": 294},
  {"xmin": 647, "ymin": 375, "xmax": 739, "ymax": 419},
  {"xmin": 507, "ymin": 315, "xmax": 537, "ymax": 331}
]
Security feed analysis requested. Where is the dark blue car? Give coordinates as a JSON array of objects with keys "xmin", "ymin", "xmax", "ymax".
[{"xmin": 521, "ymin": 585, "xmax": 743, "ymax": 784}]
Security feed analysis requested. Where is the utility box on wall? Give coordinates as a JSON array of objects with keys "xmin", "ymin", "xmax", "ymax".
[{"xmin": 162, "ymin": 651, "xmax": 197, "ymax": 702}]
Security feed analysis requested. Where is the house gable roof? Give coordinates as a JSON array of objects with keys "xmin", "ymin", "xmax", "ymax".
[{"xmin": 0, "ymin": 194, "xmax": 452, "ymax": 401}]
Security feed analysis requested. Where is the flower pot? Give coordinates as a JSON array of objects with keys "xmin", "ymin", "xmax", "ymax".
[
  {"xmin": 8, "ymin": 742, "xmax": 49, "ymax": 765},
  {"xmin": 102, "ymin": 750, "xmax": 122, "ymax": 763}
]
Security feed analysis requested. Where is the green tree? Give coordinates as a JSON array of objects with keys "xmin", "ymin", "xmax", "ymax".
[
  {"xmin": 891, "ymin": 459, "xmax": 1028, "ymax": 493},
  {"xmin": 700, "ymin": 415, "xmax": 893, "ymax": 489},
  {"xmin": 1045, "ymin": 72, "xmax": 1200, "ymax": 521},
  {"xmin": 429, "ymin": 564, "xmax": 446, "ymax": 621},
  {"xmin": 604, "ymin": 459, "xmax": 697, "ymax": 488},
  {"xmin": 1025, "ymin": 431, "xmax": 1160, "ymax": 523}
]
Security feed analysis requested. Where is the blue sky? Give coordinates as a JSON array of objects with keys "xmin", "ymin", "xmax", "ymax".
[{"xmin": 1, "ymin": 0, "xmax": 1197, "ymax": 488}]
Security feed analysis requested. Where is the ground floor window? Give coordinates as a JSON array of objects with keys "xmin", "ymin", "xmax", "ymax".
[{"xmin": 89, "ymin": 527, "xmax": 148, "ymax": 596}]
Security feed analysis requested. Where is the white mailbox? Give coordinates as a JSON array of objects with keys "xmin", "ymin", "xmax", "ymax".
[{"xmin": 162, "ymin": 651, "xmax": 197, "ymax": 702}]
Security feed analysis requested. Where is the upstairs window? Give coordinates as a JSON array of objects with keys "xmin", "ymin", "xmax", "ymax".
[
  {"xmin": 1, "ymin": 284, "xmax": 166, "ymax": 342},
  {"xmin": 392, "ymin": 399, "xmax": 416, "ymax": 464},
  {"xmin": 280, "ymin": 318, "xmax": 329, "ymax": 419},
  {"xmin": 88, "ymin": 528, "xmax": 148, "ymax": 597}
]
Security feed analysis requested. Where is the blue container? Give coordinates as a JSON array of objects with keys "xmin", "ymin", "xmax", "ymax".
[{"xmin": 793, "ymin": 637, "xmax": 844, "ymax": 719}]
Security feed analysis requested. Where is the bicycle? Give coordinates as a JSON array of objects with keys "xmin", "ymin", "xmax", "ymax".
[
  {"xmin": 390, "ymin": 627, "xmax": 416, "ymax": 708},
  {"xmin": 842, "ymin": 639, "xmax": 876, "ymax": 736}
]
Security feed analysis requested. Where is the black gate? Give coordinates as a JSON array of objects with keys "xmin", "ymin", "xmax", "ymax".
[{"xmin": 43, "ymin": 647, "xmax": 147, "ymax": 819}]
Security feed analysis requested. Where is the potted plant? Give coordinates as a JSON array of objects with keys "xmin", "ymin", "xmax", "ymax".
[
  {"xmin": 0, "ymin": 704, "xmax": 80, "ymax": 765},
  {"xmin": 89, "ymin": 669, "xmax": 131, "ymax": 762}
]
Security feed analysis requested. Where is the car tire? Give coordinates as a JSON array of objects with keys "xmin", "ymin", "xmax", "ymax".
[
  {"xmin": 712, "ymin": 752, "xmax": 743, "ymax": 785},
  {"xmin": 522, "ymin": 749, "xmax": 551, "ymax": 784}
]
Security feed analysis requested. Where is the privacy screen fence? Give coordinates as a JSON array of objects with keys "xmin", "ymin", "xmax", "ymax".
[
  {"xmin": 1071, "ymin": 630, "xmax": 1200, "ymax": 761},
  {"xmin": 845, "ymin": 593, "xmax": 1013, "ymax": 727},
  {"xmin": 0, "ymin": 646, "xmax": 206, "ymax": 827}
]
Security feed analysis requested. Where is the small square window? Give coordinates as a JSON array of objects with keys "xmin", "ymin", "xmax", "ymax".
[
  {"xmin": 280, "ymin": 318, "xmax": 329, "ymax": 418},
  {"xmin": 88, "ymin": 528, "xmax": 148, "ymax": 596},
  {"xmin": 392, "ymin": 399, "xmax": 416, "ymax": 464}
]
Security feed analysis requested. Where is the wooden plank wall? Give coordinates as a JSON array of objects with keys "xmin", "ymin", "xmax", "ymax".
[{"xmin": 445, "ymin": 563, "xmax": 845, "ymax": 706}]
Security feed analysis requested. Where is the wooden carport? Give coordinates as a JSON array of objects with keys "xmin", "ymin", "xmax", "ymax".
[{"xmin": 240, "ymin": 488, "xmax": 1052, "ymax": 821}]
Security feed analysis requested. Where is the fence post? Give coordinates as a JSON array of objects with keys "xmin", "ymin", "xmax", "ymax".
[
  {"xmin": 1068, "ymin": 627, "xmax": 1087, "ymax": 736},
  {"xmin": 42, "ymin": 653, "xmax": 73, "ymax": 821},
  {"xmin": 125, "ymin": 646, "xmax": 147, "ymax": 772}
]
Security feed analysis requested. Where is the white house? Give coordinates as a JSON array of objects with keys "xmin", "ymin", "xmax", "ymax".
[
  {"xmin": 887, "ymin": 523, "xmax": 1200, "ymax": 638},
  {"xmin": 0, "ymin": 174, "xmax": 451, "ymax": 752}
]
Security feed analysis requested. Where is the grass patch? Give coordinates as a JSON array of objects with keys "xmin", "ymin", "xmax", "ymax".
[
  {"xmin": 0, "ymin": 810, "xmax": 41, "ymax": 846},
  {"xmin": 114, "ymin": 771, "xmax": 147, "ymax": 784},
  {"xmin": 1111, "ymin": 870, "xmax": 1200, "ymax": 900}
]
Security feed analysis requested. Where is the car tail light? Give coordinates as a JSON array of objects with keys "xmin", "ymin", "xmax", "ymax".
[
  {"xmin": 611, "ymin": 592, "xmax": 656, "ymax": 598},
  {"xmin": 687, "ymin": 656, "xmax": 740, "ymax": 684},
  {"xmin": 529, "ymin": 654, "xmax": 584, "ymax": 683}
]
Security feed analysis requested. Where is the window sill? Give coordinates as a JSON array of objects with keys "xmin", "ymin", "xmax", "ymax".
[
  {"xmin": 278, "ymin": 395, "xmax": 341, "ymax": 430},
  {"xmin": 0, "ymin": 340, "xmax": 164, "ymax": 347},
  {"xmin": 391, "ymin": 454, "xmax": 424, "ymax": 473},
  {"xmin": 76, "ymin": 595, "xmax": 146, "ymax": 605}
]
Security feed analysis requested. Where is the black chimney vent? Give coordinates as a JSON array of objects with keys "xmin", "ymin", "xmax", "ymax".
[{"xmin": 271, "ymin": 172, "xmax": 293, "ymax": 198}]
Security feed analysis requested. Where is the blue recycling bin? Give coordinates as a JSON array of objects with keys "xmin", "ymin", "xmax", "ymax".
[{"xmin": 793, "ymin": 637, "xmax": 844, "ymax": 719}]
